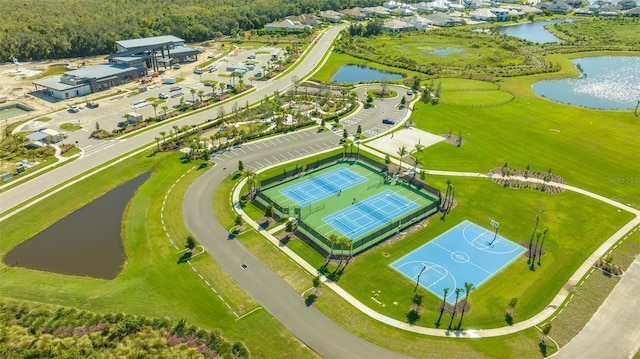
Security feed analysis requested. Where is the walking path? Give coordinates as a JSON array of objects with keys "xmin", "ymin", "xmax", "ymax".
[{"xmin": 231, "ymin": 151, "xmax": 640, "ymax": 339}]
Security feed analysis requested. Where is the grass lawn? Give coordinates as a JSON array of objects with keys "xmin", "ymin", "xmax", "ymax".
[
  {"xmin": 0, "ymin": 152, "xmax": 317, "ymax": 358},
  {"xmin": 219, "ymin": 168, "xmax": 561, "ymax": 357},
  {"xmin": 549, "ymin": 226, "xmax": 640, "ymax": 346},
  {"xmin": 270, "ymin": 165, "xmax": 632, "ymax": 328},
  {"xmin": 411, "ymin": 76, "xmax": 640, "ymax": 206}
]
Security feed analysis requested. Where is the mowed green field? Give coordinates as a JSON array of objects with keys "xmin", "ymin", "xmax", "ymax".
[
  {"xmin": 412, "ymin": 76, "xmax": 640, "ymax": 207},
  {"xmin": 279, "ymin": 168, "xmax": 633, "ymax": 328},
  {"xmin": 0, "ymin": 152, "xmax": 317, "ymax": 359}
]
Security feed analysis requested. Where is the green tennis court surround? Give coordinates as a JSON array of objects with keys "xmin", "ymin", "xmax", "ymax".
[{"xmin": 254, "ymin": 154, "xmax": 442, "ymax": 257}]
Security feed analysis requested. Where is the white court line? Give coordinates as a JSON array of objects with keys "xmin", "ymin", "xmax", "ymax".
[{"xmin": 433, "ymin": 241, "xmax": 493, "ymax": 275}]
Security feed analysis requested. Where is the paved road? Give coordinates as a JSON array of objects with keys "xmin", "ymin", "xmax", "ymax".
[
  {"xmin": 184, "ymin": 129, "xmax": 412, "ymax": 359},
  {"xmin": 0, "ymin": 25, "xmax": 346, "ymax": 213},
  {"xmin": 551, "ymin": 257, "xmax": 640, "ymax": 359}
]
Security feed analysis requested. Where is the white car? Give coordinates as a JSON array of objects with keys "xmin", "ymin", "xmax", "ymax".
[
  {"xmin": 158, "ymin": 93, "xmax": 168, "ymax": 99},
  {"xmin": 68, "ymin": 105, "xmax": 80, "ymax": 113}
]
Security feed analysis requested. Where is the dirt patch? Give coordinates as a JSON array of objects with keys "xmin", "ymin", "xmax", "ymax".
[{"xmin": 439, "ymin": 134, "xmax": 464, "ymax": 147}]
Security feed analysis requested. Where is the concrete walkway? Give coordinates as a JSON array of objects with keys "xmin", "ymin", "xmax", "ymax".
[{"xmin": 231, "ymin": 155, "xmax": 640, "ymax": 339}]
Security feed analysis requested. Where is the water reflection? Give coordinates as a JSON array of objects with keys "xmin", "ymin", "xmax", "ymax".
[
  {"xmin": 532, "ymin": 56, "xmax": 640, "ymax": 110},
  {"xmin": 331, "ymin": 64, "xmax": 403, "ymax": 83},
  {"xmin": 4, "ymin": 172, "xmax": 151, "ymax": 279}
]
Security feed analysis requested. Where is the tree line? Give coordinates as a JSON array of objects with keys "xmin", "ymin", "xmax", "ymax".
[{"xmin": 0, "ymin": 0, "xmax": 383, "ymax": 61}]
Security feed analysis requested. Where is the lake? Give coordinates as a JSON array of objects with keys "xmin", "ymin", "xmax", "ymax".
[
  {"xmin": 331, "ymin": 64, "xmax": 403, "ymax": 83},
  {"xmin": 4, "ymin": 173, "xmax": 151, "ymax": 279},
  {"xmin": 532, "ymin": 56, "xmax": 640, "ymax": 110},
  {"xmin": 497, "ymin": 19, "xmax": 572, "ymax": 43}
]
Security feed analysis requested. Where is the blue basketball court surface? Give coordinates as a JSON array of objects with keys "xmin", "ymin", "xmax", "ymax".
[
  {"xmin": 391, "ymin": 220, "xmax": 525, "ymax": 303},
  {"xmin": 279, "ymin": 168, "xmax": 366, "ymax": 206},
  {"xmin": 322, "ymin": 190, "xmax": 418, "ymax": 240}
]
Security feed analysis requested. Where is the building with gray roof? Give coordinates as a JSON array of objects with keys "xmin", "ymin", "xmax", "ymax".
[{"xmin": 33, "ymin": 64, "xmax": 146, "ymax": 100}]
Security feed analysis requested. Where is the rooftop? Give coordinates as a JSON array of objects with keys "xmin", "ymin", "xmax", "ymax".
[
  {"xmin": 65, "ymin": 64, "xmax": 140, "ymax": 79},
  {"xmin": 116, "ymin": 35, "xmax": 184, "ymax": 50}
]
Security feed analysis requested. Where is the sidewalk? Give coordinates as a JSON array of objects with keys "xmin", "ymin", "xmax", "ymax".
[{"xmin": 231, "ymin": 158, "xmax": 640, "ymax": 339}]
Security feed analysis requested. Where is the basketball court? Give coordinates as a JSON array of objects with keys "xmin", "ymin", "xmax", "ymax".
[{"xmin": 391, "ymin": 220, "xmax": 525, "ymax": 303}]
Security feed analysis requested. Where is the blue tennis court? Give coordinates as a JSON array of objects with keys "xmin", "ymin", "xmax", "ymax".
[
  {"xmin": 322, "ymin": 190, "xmax": 418, "ymax": 240},
  {"xmin": 280, "ymin": 167, "xmax": 366, "ymax": 206},
  {"xmin": 391, "ymin": 220, "xmax": 525, "ymax": 303}
]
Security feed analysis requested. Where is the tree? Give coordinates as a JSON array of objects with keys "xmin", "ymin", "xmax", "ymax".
[
  {"xmin": 396, "ymin": 145, "xmax": 408, "ymax": 174},
  {"xmin": 457, "ymin": 282, "xmax": 474, "ymax": 330},
  {"xmin": 197, "ymin": 90, "xmax": 204, "ymax": 103},
  {"xmin": 449, "ymin": 287, "xmax": 464, "ymax": 330},
  {"xmin": 265, "ymin": 204, "xmax": 273, "ymax": 217},
  {"xmin": 152, "ymin": 102, "xmax": 158, "ymax": 118},
  {"xmin": 291, "ymin": 75, "xmax": 300, "ymax": 95},
  {"xmin": 327, "ymin": 234, "xmax": 339, "ymax": 261},
  {"xmin": 356, "ymin": 124, "xmax": 362, "ymax": 136},
  {"xmin": 400, "ymin": 95, "xmax": 406, "ymax": 107},
  {"xmin": 285, "ymin": 219, "xmax": 294, "ymax": 232},
  {"xmin": 541, "ymin": 323, "xmax": 552, "ymax": 342},
  {"xmin": 154, "ymin": 137, "xmax": 161, "ymax": 151},
  {"xmin": 436, "ymin": 287, "xmax": 449, "ymax": 327},
  {"xmin": 186, "ymin": 236, "xmax": 196, "ymax": 251},
  {"xmin": 218, "ymin": 82, "xmax": 225, "ymax": 96},
  {"xmin": 235, "ymin": 214, "xmax": 243, "ymax": 227},
  {"xmin": 507, "ymin": 297, "xmax": 518, "ymax": 318},
  {"xmin": 528, "ymin": 215, "xmax": 540, "ymax": 264},
  {"xmin": 190, "ymin": 88, "xmax": 196, "ymax": 102},
  {"xmin": 635, "ymin": 99, "xmax": 640, "ymax": 117},
  {"xmin": 312, "ymin": 275, "xmax": 322, "ymax": 294},
  {"xmin": 412, "ymin": 76, "xmax": 420, "ymax": 91},
  {"xmin": 342, "ymin": 128, "xmax": 348, "ymax": 141},
  {"xmin": 162, "ymin": 105, "xmax": 169, "ymax": 116},
  {"xmin": 238, "ymin": 160, "xmax": 244, "ymax": 172}
]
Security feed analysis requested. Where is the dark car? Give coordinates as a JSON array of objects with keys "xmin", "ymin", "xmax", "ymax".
[{"xmin": 382, "ymin": 118, "xmax": 395, "ymax": 125}]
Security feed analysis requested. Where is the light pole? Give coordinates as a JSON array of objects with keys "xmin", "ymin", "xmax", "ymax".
[{"xmin": 414, "ymin": 265, "xmax": 427, "ymax": 292}]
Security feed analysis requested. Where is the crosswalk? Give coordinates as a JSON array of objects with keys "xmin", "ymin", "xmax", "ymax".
[{"xmin": 82, "ymin": 138, "xmax": 120, "ymax": 156}]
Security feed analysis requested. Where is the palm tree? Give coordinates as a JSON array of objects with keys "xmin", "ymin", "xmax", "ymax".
[
  {"xmin": 312, "ymin": 275, "xmax": 322, "ymax": 295},
  {"xmin": 449, "ymin": 288, "xmax": 464, "ymax": 330},
  {"xmin": 197, "ymin": 90, "xmax": 204, "ymax": 103},
  {"xmin": 327, "ymin": 234, "xmax": 339, "ymax": 261},
  {"xmin": 217, "ymin": 106, "xmax": 226, "ymax": 121},
  {"xmin": 528, "ymin": 215, "xmax": 540, "ymax": 264},
  {"xmin": 159, "ymin": 131, "xmax": 167, "ymax": 148},
  {"xmin": 634, "ymin": 99, "xmax": 640, "ymax": 117},
  {"xmin": 396, "ymin": 145, "xmax": 408, "ymax": 174},
  {"xmin": 162, "ymin": 105, "xmax": 169, "ymax": 116},
  {"xmin": 218, "ymin": 82, "xmax": 225, "ymax": 96},
  {"xmin": 538, "ymin": 228, "xmax": 548, "ymax": 265},
  {"xmin": 238, "ymin": 73, "xmax": 244, "ymax": 88},
  {"xmin": 444, "ymin": 179, "xmax": 452, "ymax": 208},
  {"xmin": 151, "ymin": 102, "xmax": 158, "ymax": 119},
  {"xmin": 436, "ymin": 287, "xmax": 449, "ymax": 327},
  {"xmin": 410, "ymin": 152, "xmax": 422, "ymax": 174},
  {"xmin": 457, "ymin": 282, "xmax": 475, "ymax": 330},
  {"xmin": 154, "ymin": 137, "xmax": 161, "ymax": 151},
  {"xmin": 190, "ymin": 88, "xmax": 196, "ymax": 102},
  {"xmin": 172, "ymin": 125, "xmax": 180, "ymax": 144}
]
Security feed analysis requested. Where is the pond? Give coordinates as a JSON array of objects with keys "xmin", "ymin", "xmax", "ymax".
[
  {"xmin": 497, "ymin": 19, "xmax": 572, "ymax": 43},
  {"xmin": 4, "ymin": 172, "xmax": 151, "ymax": 279},
  {"xmin": 0, "ymin": 103, "xmax": 34, "ymax": 120},
  {"xmin": 331, "ymin": 64, "xmax": 403, "ymax": 83},
  {"xmin": 532, "ymin": 56, "xmax": 640, "ymax": 110},
  {"xmin": 433, "ymin": 48, "xmax": 464, "ymax": 55}
]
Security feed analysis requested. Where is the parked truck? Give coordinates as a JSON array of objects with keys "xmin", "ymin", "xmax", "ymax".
[{"xmin": 86, "ymin": 100, "xmax": 99, "ymax": 108}]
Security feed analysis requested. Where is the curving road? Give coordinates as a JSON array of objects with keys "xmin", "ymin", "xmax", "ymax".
[
  {"xmin": 0, "ymin": 25, "xmax": 346, "ymax": 215},
  {"xmin": 3, "ymin": 22, "xmax": 640, "ymax": 359},
  {"xmin": 183, "ymin": 129, "xmax": 412, "ymax": 358}
]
